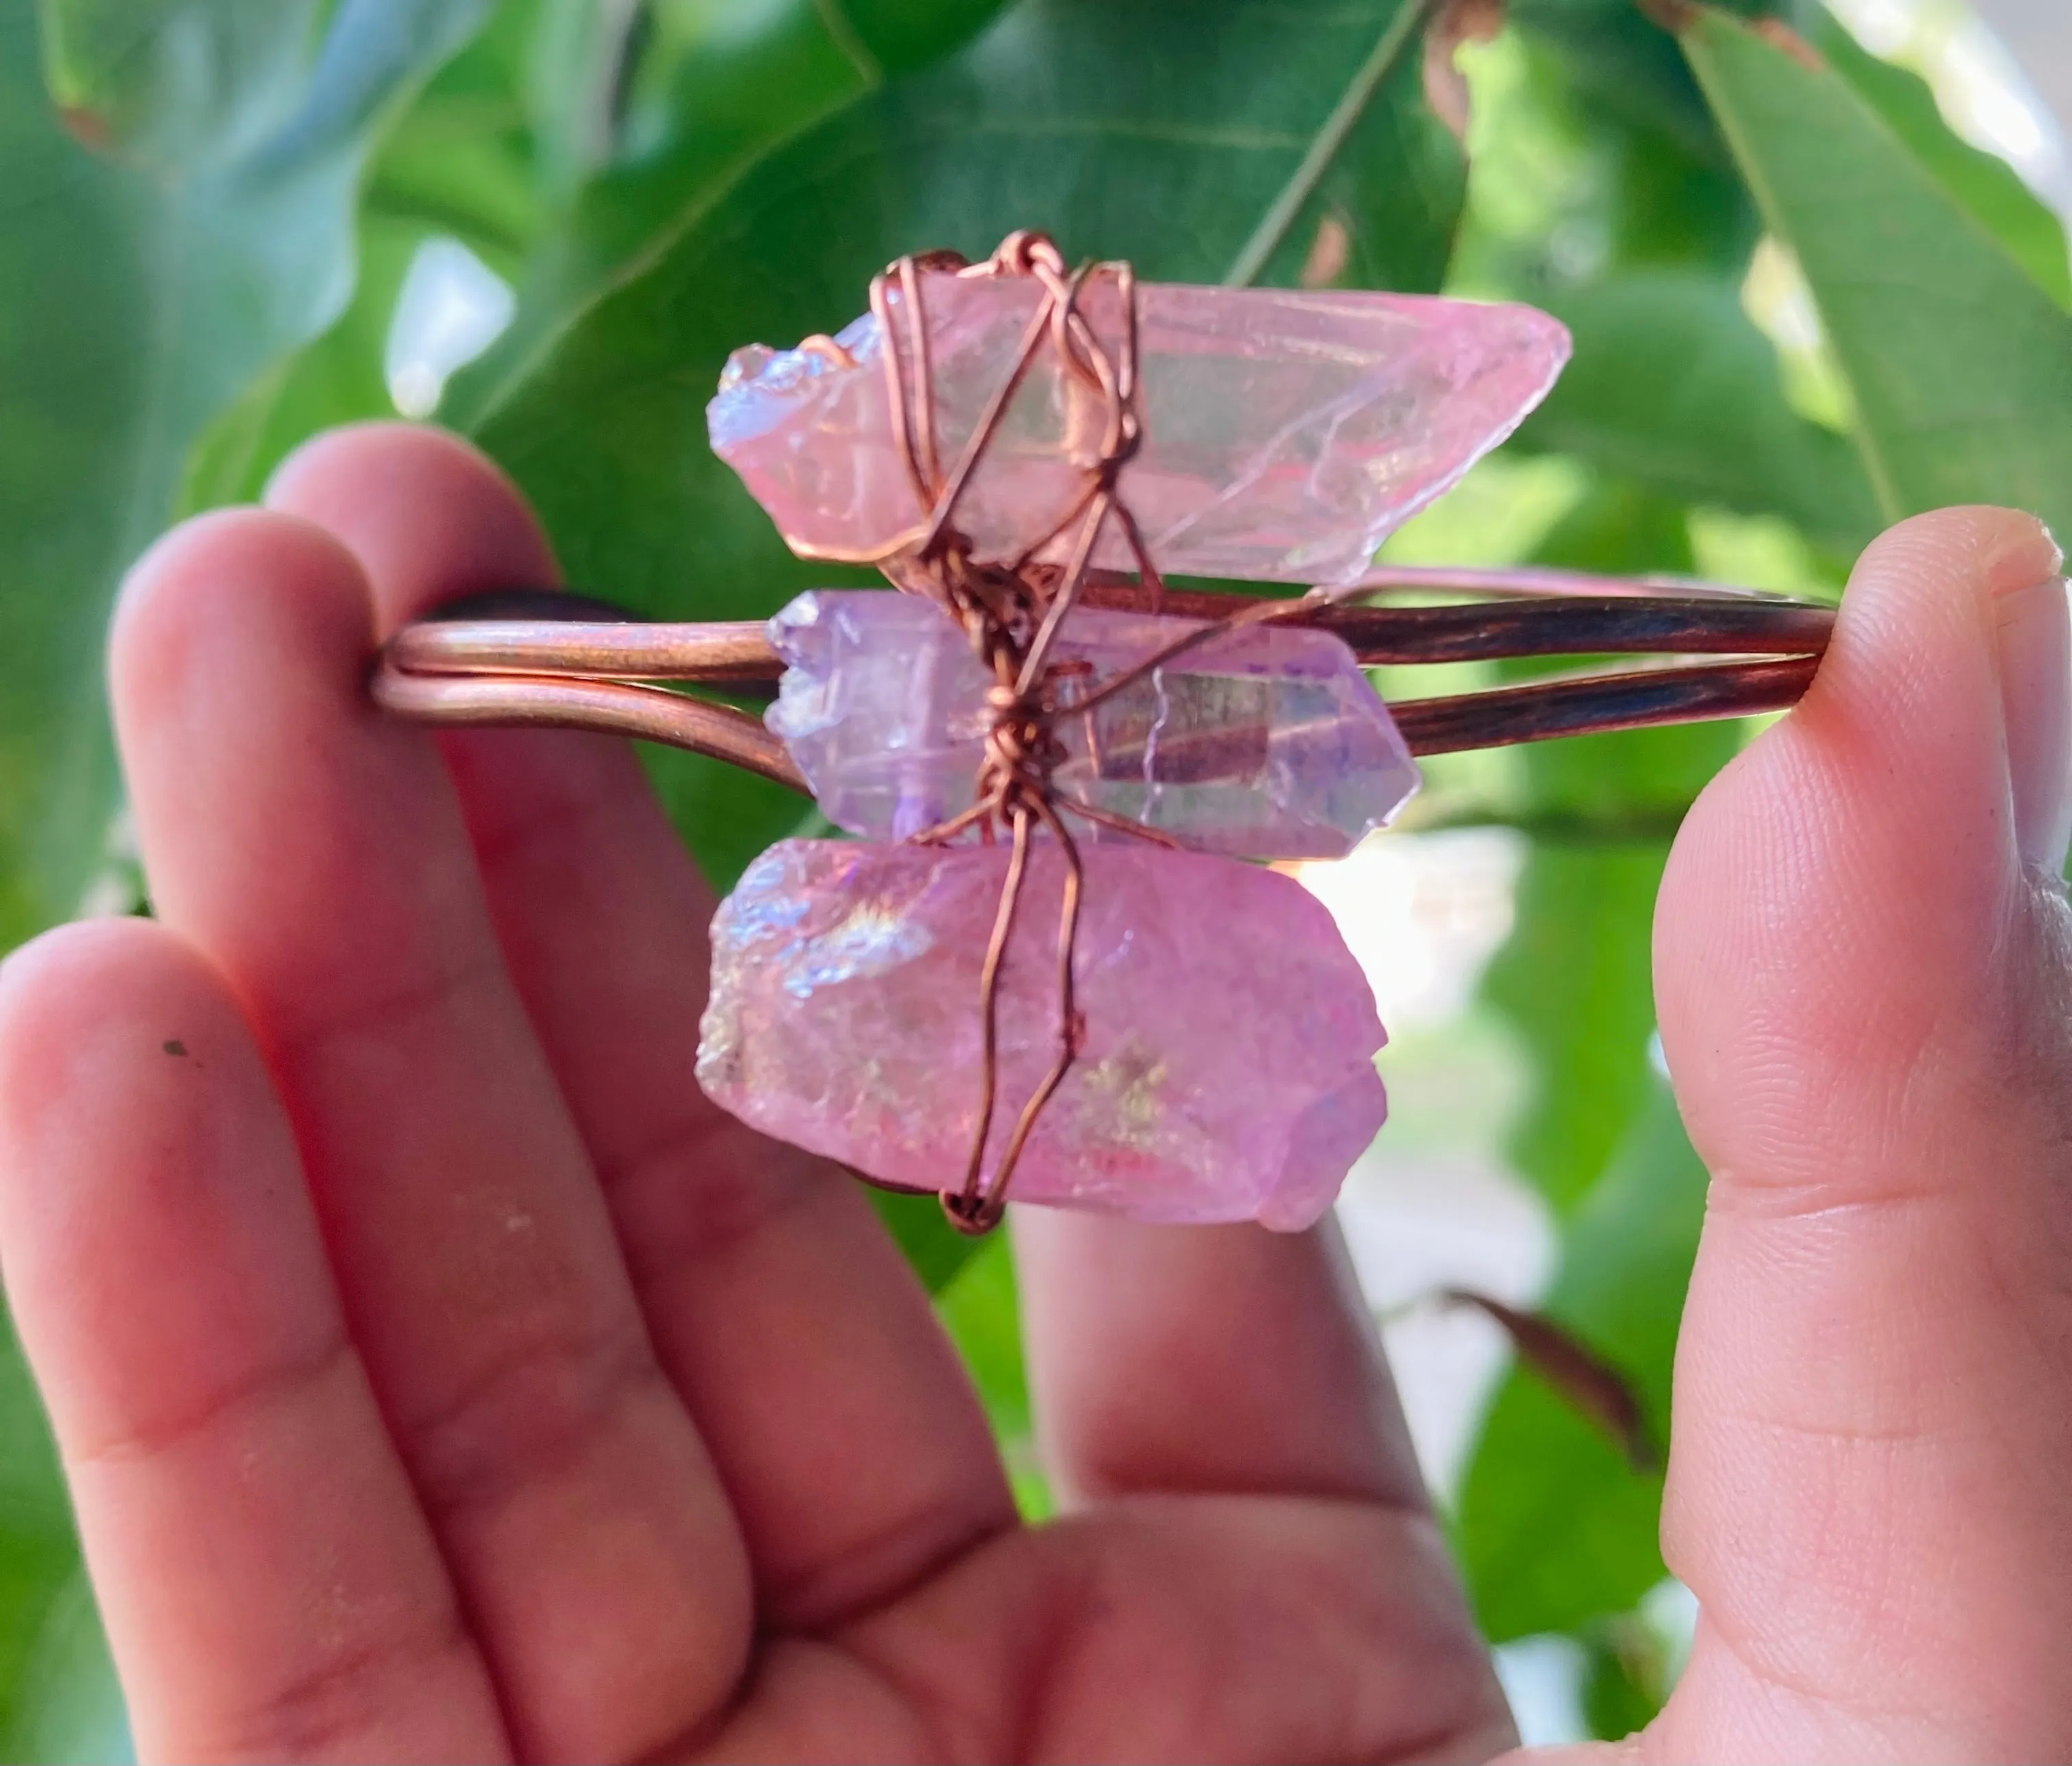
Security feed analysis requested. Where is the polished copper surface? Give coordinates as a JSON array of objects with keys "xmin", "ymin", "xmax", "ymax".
[{"xmin": 375, "ymin": 578, "xmax": 1833, "ymax": 781}]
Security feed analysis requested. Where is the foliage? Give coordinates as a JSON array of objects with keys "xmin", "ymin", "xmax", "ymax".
[
  {"xmin": 1456, "ymin": 1084, "xmax": 1706, "ymax": 1639},
  {"xmin": 1684, "ymin": 7, "xmax": 2072, "ymax": 532},
  {"xmin": 0, "ymin": 0, "xmax": 2067, "ymax": 1751}
]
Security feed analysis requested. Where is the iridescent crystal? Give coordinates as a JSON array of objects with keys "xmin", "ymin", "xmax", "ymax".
[
  {"xmin": 708, "ymin": 275, "xmax": 1570, "ymax": 586},
  {"xmin": 696, "ymin": 838, "xmax": 1387, "ymax": 1229},
  {"xmin": 766, "ymin": 590, "xmax": 1419, "ymax": 859}
]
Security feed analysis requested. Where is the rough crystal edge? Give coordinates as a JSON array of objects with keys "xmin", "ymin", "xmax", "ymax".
[
  {"xmin": 760, "ymin": 589, "xmax": 1425, "ymax": 858},
  {"xmin": 694, "ymin": 837, "xmax": 1390, "ymax": 1229},
  {"xmin": 708, "ymin": 284, "xmax": 1574, "ymax": 585}
]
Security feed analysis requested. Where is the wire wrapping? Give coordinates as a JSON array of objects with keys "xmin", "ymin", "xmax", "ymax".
[{"xmin": 860, "ymin": 232, "xmax": 1177, "ymax": 1234}]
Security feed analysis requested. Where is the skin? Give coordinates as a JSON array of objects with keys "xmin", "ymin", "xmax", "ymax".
[{"xmin": 0, "ymin": 426, "xmax": 2065, "ymax": 1765}]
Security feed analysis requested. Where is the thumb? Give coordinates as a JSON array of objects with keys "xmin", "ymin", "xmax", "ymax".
[{"xmin": 1648, "ymin": 506, "xmax": 2072, "ymax": 1761}]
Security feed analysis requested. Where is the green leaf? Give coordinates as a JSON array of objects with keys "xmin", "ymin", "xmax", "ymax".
[
  {"xmin": 182, "ymin": 1, "xmax": 569, "ymax": 511},
  {"xmin": 1218, "ymin": 0, "xmax": 1451, "ymax": 288},
  {"xmin": 179, "ymin": 209, "xmax": 427, "ymax": 513},
  {"xmin": 0, "ymin": 0, "xmax": 491, "ymax": 954},
  {"xmin": 1519, "ymin": 269, "xmax": 1882, "ymax": 556},
  {"xmin": 1462, "ymin": 0, "xmax": 1797, "ymax": 287},
  {"xmin": 1482, "ymin": 843, "xmax": 1666, "ymax": 1213},
  {"xmin": 1580, "ymin": 1608, "xmax": 1679, "ymax": 1741},
  {"xmin": 1678, "ymin": 4, "xmax": 2072, "ymax": 535},
  {"xmin": 934, "ymin": 1233, "xmax": 1029, "ymax": 1437},
  {"xmin": 0, "ymin": 1315, "xmax": 124, "ymax": 1760},
  {"xmin": 1456, "ymin": 1083, "xmax": 1706, "ymax": 1641},
  {"xmin": 934, "ymin": 1233, "xmax": 1051, "ymax": 1518},
  {"xmin": 868, "ymin": 1190, "xmax": 986, "ymax": 1295},
  {"xmin": 1508, "ymin": 0, "xmax": 1718, "ymax": 163},
  {"xmin": 1505, "ymin": 0, "xmax": 1792, "ymax": 167},
  {"xmin": 362, "ymin": 0, "xmax": 556, "ymax": 256},
  {"xmin": 1808, "ymin": 12, "xmax": 2071, "ymax": 311},
  {"xmin": 463, "ymin": 0, "xmax": 1466, "ymax": 872},
  {"xmin": 467, "ymin": 0, "xmax": 1017, "ymax": 400},
  {"xmin": 1477, "ymin": 483, "xmax": 1737, "ymax": 1212},
  {"xmin": 639, "ymin": 748, "xmax": 828, "ymax": 894},
  {"xmin": 38, "ymin": 0, "xmax": 326, "ymax": 169},
  {"xmin": 1440, "ymin": 21, "xmax": 1760, "ymax": 386}
]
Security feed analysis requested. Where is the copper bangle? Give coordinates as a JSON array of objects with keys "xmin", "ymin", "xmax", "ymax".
[{"xmin": 374, "ymin": 572, "xmax": 1834, "ymax": 786}]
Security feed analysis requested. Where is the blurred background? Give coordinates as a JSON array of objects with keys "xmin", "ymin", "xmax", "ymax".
[{"xmin": 3, "ymin": 0, "xmax": 2071, "ymax": 1754}]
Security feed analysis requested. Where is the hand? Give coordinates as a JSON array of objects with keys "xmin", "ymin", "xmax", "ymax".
[
  {"xmin": 0, "ymin": 426, "xmax": 2062, "ymax": 1766},
  {"xmin": 0, "ymin": 426, "xmax": 1510, "ymax": 1764}
]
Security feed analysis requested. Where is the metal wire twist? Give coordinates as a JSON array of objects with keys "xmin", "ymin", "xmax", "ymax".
[{"xmin": 862, "ymin": 231, "xmax": 1184, "ymax": 1233}]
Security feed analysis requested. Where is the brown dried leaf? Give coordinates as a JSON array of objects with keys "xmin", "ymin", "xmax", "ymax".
[
  {"xmin": 1422, "ymin": 0, "xmax": 1505, "ymax": 142},
  {"xmin": 1752, "ymin": 16, "xmax": 1826, "ymax": 72},
  {"xmin": 1444, "ymin": 1288, "xmax": 1660, "ymax": 1473},
  {"xmin": 1300, "ymin": 212, "xmax": 1353, "ymax": 287},
  {"xmin": 1633, "ymin": 0, "xmax": 1700, "ymax": 31},
  {"xmin": 56, "ymin": 106, "xmax": 113, "ymax": 154}
]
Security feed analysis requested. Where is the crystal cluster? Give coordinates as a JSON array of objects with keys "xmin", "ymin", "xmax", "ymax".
[
  {"xmin": 695, "ymin": 267, "xmax": 1575, "ymax": 1227},
  {"xmin": 766, "ymin": 590, "xmax": 1420, "ymax": 859},
  {"xmin": 709, "ymin": 274, "xmax": 1570, "ymax": 587},
  {"xmin": 698, "ymin": 838, "xmax": 1388, "ymax": 1230}
]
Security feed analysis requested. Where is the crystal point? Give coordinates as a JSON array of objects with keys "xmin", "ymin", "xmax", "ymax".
[
  {"xmin": 767, "ymin": 591, "xmax": 1419, "ymax": 859},
  {"xmin": 710, "ymin": 277, "xmax": 1570, "ymax": 585},
  {"xmin": 696, "ymin": 839, "xmax": 1388, "ymax": 1229}
]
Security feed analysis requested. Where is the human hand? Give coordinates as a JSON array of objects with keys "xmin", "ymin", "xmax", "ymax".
[
  {"xmin": 0, "ymin": 424, "xmax": 2065, "ymax": 1765},
  {"xmin": 0, "ymin": 425, "xmax": 1511, "ymax": 1763}
]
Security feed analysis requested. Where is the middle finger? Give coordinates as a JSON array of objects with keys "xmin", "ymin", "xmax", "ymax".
[{"xmin": 267, "ymin": 424, "xmax": 1018, "ymax": 1636}]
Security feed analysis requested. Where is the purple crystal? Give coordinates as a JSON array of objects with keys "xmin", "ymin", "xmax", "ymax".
[
  {"xmin": 709, "ymin": 275, "xmax": 1570, "ymax": 586},
  {"xmin": 696, "ymin": 838, "xmax": 1388, "ymax": 1229},
  {"xmin": 766, "ymin": 591, "xmax": 1420, "ymax": 859}
]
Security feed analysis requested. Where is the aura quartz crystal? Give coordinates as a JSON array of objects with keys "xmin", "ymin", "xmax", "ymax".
[
  {"xmin": 766, "ymin": 589, "xmax": 1420, "ymax": 858},
  {"xmin": 690, "ymin": 261, "xmax": 1567, "ymax": 1225},
  {"xmin": 709, "ymin": 275, "xmax": 1570, "ymax": 586},
  {"xmin": 698, "ymin": 838, "xmax": 1388, "ymax": 1229}
]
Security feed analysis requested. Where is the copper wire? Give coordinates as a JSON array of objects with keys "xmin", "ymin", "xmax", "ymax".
[
  {"xmin": 861, "ymin": 232, "xmax": 1166, "ymax": 1231},
  {"xmin": 382, "ymin": 587, "xmax": 1834, "ymax": 677}
]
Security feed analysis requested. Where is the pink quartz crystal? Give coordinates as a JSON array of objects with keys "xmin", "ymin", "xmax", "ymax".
[
  {"xmin": 767, "ymin": 589, "xmax": 1420, "ymax": 858},
  {"xmin": 708, "ymin": 275, "xmax": 1570, "ymax": 586},
  {"xmin": 696, "ymin": 838, "xmax": 1388, "ymax": 1229}
]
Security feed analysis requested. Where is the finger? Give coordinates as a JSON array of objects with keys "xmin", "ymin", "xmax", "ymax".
[
  {"xmin": 267, "ymin": 424, "xmax": 1014, "ymax": 1632},
  {"xmin": 1014, "ymin": 1211, "xmax": 1432, "ymax": 1512},
  {"xmin": 0, "ymin": 920, "xmax": 506, "ymax": 1764},
  {"xmin": 1649, "ymin": 507, "xmax": 2072, "ymax": 1759},
  {"xmin": 110, "ymin": 507, "xmax": 750, "ymax": 1761}
]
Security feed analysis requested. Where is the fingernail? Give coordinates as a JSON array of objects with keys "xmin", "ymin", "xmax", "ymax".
[{"xmin": 1989, "ymin": 521, "xmax": 2072, "ymax": 873}]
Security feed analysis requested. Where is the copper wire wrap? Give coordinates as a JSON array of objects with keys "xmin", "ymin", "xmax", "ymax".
[
  {"xmin": 860, "ymin": 232, "xmax": 1172, "ymax": 1234},
  {"xmin": 373, "ymin": 234, "xmax": 1842, "ymax": 1234}
]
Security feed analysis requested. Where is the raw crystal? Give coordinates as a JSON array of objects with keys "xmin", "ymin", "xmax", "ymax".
[
  {"xmin": 709, "ymin": 275, "xmax": 1570, "ymax": 586},
  {"xmin": 696, "ymin": 838, "xmax": 1387, "ymax": 1229},
  {"xmin": 767, "ymin": 589, "xmax": 1420, "ymax": 859}
]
